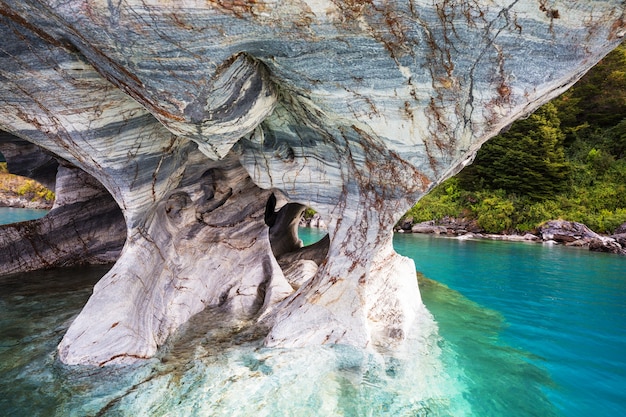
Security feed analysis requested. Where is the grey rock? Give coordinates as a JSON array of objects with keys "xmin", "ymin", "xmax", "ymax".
[
  {"xmin": 611, "ymin": 233, "xmax": 626, "ymax": 247},
  {"xmin": 0, "ymin": 1, "xmax": 622, "ymax": 364},
  {"xmin": 589, "ymin": 237, "xmax": 625, "ymax": 255},
  {"xmin": 411, "ymin": 221, "xmax": 448, "ymax": 235},
  {"xmin": 539, "ymin": 220, "xmax": 602, "ymax": 243}
]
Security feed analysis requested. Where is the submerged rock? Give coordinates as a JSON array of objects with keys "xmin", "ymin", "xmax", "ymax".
[{"xmin": 0, "ymin": 1, "xmax": 623, "ymax": 364}]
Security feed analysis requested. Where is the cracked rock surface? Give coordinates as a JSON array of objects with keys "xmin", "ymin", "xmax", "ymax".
[{"xmin": 0, "ymin": 1, "xmax": 622, "ymax": 365}]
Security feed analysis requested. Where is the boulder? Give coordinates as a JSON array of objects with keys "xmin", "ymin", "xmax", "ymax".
[
  {"xmin": 611, "ymin": 233, "xmax": 626, "ymax": 247},
  {"xmin": 589, "ymin": 238, "xmax": 625, "ymax": 255},
  {"xmin": 539, "ymin": 220, "xmax": 603, "ymax": 243},
  {"xmin": 411, "ymin": 221, "xmax": 448, "ymax": 235}
]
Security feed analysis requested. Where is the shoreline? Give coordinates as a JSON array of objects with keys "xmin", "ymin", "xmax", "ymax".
[
  {"xmin": 0, "ymin": 194, "xmax": 52, "ymax": 210},
  {"xmin": 301, "ymin": 218, "xmax": 626, "ymax": 256},
  {"xmin": 0, "ymin": 191, "xmax": 54, "ymax": 210},
  {"xmin": 401, "ymin": 222, "xmax": 626, "ymax": 255}
]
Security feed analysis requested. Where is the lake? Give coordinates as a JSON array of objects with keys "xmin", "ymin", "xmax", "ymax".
[
  {"xmin": 0, "ymin": 219, "xmax": 624, "ymax": 416},
  {"xmin": 0, "ymin": 207, "xmax": 48, "ymax": 224}
]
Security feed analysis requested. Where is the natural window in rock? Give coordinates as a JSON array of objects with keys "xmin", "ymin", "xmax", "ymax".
[{"xmin": 298, "ymin": 207, "xmax": 327, "ymax": 246}]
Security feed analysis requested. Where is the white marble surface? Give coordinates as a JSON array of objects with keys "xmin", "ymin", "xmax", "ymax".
[{"xmin": 0, "ymin": 1, "xmax": 622, "ymax": 364}]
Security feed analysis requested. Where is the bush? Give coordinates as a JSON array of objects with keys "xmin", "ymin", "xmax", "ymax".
[
  {"xmin": 403, "ymin": 178, "xmax": 465, "ymax": 223},
  {"xmin": 16, "ymin": 179, "xmax": 55, "ymax": 202},
  {"xmin": 472, "ymin": 192, "xmax": 515, "ymax": 233}
]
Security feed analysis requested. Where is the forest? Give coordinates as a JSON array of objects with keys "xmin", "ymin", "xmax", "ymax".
[{"xmin": 401, "ymin": 42, "xmax": 626, "ymax": 234}]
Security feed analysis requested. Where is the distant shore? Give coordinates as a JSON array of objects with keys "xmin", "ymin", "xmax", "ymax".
[
  {"xmin": 0, "ymin": 192, "xmax": 53, "ymax": 210},
  {"xmin": 301, "ymin": 216, "xmax": 626, "ymax": 256},
  {"xmin": 398, "ymin": 219, "xmax": 626, "ymax": 255},
  {"xmin": 0, "ymin": 165, "xmax": 54, "ymax": 210}
]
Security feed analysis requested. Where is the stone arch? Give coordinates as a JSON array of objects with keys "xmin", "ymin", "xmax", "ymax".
[{"xmin": 0, "ymin": 132, "xmax": 127, "ymax": 276}]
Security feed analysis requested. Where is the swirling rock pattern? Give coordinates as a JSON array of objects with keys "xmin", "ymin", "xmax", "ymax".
[{"xmin": 0, "ymin": 1, "xmax": 622, "ymax": 365}]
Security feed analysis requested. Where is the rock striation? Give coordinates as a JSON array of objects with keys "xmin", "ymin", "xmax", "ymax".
[
  {"xmin": 0, "ymin": 1, "xmax": 623, "ymax": 365},
  {"xmin": 0, "ymin": 133, "xmax": 127, "ymax": 274}
]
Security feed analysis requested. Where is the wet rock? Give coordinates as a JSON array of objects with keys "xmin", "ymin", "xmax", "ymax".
[{"xmin": 0, "ymin": 1, "xmax": 622, "ymax": 364}]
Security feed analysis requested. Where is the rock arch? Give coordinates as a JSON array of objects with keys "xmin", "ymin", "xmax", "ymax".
[
  {"xmin": 0, "ymin": 132, "xmax": 126, "ymax": 274},
  {"xmin": 0, "ymin": 1, "xmax": 622, "ymax": 365}
]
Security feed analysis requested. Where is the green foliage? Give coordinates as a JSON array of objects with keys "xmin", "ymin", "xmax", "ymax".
[
  {"xmin": 559, "ymin": 43, "xmax": 626, "ymax": 128},
  {"xmin": 403, "ymin": 178, "xmax": 465, "ymax": 223},
  {"xmin": 459, "ymin": 102, "xmax": 569, "ymax": 200},
  {"xmin": 405, "ymin": 43, "xmax": 626, "ymax": 235},
  {"xmin": 303, "ymin": 207, "xmax": 317, "ymax": 219},
  {"xmin": 15, "ymin": 179, "xmax": 55, "ymax": 202},
  {"xmin": 472, "ymin": 192, "xmax": 515, "ymax": 233}
]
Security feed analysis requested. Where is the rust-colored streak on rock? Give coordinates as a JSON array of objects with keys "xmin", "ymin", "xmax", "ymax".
[
  {"xmin": 0, "ymin": 8, "xmax": 65, "ymax": 48},
  {"xmin": 608, "ymin": 16, "xmax": 626, "ymax": 41},
  {"xmin": 539, "ymin": 1, "xmax": 560, "ymax": 20},
  {"xmin": 206, "ymin": 0, "xmax": 268, "ymax": 19}
]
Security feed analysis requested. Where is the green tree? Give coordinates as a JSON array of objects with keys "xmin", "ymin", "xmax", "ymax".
[
  {"xmin": 460, "ymin": 102, "xmax": 569, "ymax": 200},
  {"xmin": 558, "ymin": 43, "xmax": 626, "ymax": 128}
]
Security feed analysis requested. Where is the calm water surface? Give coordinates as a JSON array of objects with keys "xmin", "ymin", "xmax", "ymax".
[
  {"xmin": 0, "ymin": 207, "xmax": 48, "ymax": 225},
  {"xmin": 392, "ymin": 233, "xmax": 626, "ymax": 417},
  {"xmin": 0, "ymin": 222, "xmax": 624, "ymax": 416}
]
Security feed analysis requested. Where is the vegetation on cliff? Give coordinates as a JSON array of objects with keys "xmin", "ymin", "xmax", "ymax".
[
  {"xmin": 0, "ymin": 162, "xmax": 55, "ymax": 207},
  {"xmin": 402, "ymin": 43, "xmax": 626, "ymax": 234}
]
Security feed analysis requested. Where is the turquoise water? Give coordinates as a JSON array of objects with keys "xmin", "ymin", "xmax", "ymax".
[
  {"xmin": 392, "ymin": 233, "xmax": 626, "ymax": 417},
  {"xmin": 0, "ymin": 225, "xmax": 624, "ymax": 416},
  {"xmin": 300, "ymin": 229, "xmax": 626, "ymax": 416},
  {"xmin": 0, "ymin": 207, "xmax": 48, "ymax": 225}
]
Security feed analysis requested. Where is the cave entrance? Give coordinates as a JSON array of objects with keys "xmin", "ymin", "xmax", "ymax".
[
  {"xmin": 0, "ymin": 131, "xmax": 127, "ymax": 275},
  {"xmin": 264, "ymin": 196, "xmax": 329, "ymax": 289}
]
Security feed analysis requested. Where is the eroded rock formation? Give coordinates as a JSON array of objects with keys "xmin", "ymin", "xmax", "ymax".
[
  {"xmin": 0, "ymin": 1, "xmax": 622, "ymax": 365},
  {"xmin": 0, "ymin": 133, "xmax": 126, "ymax": 274}
]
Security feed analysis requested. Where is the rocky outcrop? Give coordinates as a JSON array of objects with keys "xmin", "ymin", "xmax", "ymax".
[
  {"xmin": 299, "ymin": 212, "xmax": 327, "ymax": 229},
  {"xmin": 539, "ymin": 219, "xmax": 602, "ymax": 243},
  {"xmin": 0, "ymin": 160, "xmax": 126, "ymax": 275},
  {"xmin": 539, "ymin": 219, "xmax": 626, "ymax": 254},
  {"xmin": 0, "ymin": 1, "xmax": 622, "ymax": 364},
  {"xmin": 0, "ymin": 195, "xmax": 51, "ymax": 209}
]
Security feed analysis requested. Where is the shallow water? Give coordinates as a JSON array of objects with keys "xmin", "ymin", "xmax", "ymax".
[
  {"xmin": 0, "ymin": 207, "xmax": 48, "ymax": 225},
  {"xmin": 0, "ymin": 227, "xmax": 624, "ymax": 416},
  {"xmin": 392, "ymin": 233, "xmax": 626, "ymax": 417}
]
